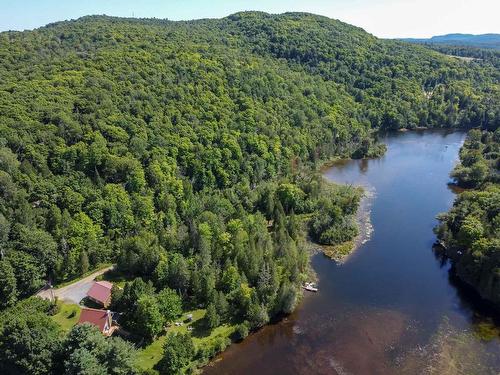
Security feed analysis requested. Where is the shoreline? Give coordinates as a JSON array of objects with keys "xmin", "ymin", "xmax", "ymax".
[
  {"xmin": 347, "ymin": 185, "xmax": 375, "ymax": 258},
  {"xmin": 318, "ymin": 184, "xmax": 375, "ymax": 264},
  {"xmin": 202, "ymin": 131, "xmax": 500, "ymax": 374},
  {"xmin": 318, "ymin": 154, "xmax": 377, "ymax": 264},
  {"xmin": 201, "ymin": 151, "xmax": 380, "ymax": 372}
]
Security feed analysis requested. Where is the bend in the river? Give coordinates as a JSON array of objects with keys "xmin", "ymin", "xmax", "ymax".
[{"xmin": 205, "ymin": 130, "xmax": 500, "ymax": 375}]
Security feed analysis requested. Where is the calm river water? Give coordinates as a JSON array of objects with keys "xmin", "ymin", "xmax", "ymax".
[{"xmin": 205, "ymin": 130, "xmax": 500, "ymax": 375}]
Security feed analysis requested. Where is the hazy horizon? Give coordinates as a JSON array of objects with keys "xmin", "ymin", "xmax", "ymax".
[{"xmin": 1, "ymin": 0, "xmax": 499, "ymax": 38}]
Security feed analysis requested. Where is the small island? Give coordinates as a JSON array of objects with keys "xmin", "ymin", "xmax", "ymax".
[{"xmin": 0, "ymin": 10, "xmax": 498, "ymax": 375}]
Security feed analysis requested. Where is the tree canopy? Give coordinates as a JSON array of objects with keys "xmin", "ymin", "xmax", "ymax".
[
  {"xmin": 436, "ymin": 129, "xmax": 500, "ymax": 305},
  {"xmin": 0, "ymin": 10, "xmax": 498, "ymax": 374}
]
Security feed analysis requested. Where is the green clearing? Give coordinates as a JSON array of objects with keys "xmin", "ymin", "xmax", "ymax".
[
  {"xmin": 51, "ymin": 302, "xmax": 81, "ymax": 332},
  {"xmin": 51, "ymin": 302, "xmax": 237, "ymax": 372},
  {"xmin": 136, "ymin": 309, "xmax": 236, "ymax": 372}
]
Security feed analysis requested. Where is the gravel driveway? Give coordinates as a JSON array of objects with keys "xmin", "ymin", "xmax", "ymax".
[{"xmin": 37, "ymin": 266, "xmax": 114, "ymax": 304}]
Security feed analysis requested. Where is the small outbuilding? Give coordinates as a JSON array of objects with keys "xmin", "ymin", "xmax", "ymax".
[{"xmin": 87, "ymin": 281, "xmax": 113, "ymax": 307}]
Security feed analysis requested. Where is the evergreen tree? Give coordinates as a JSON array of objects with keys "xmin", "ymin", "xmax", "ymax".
[
  {"xmin": 214, "ymin": 291, "xmax": 229, "ymax": 323},
  {"xmin": 79, "ymin": 251, "xmax": 89, "ymax": 275},
  {"xmin": 0, "ymin": 260, "xmax": 18, "ymax": 308},
  {"xmin": 204, "ymin": 303, "xmax": 220, "ymax": 330},
  {"xmin": 247, "ymin": 303, "xmax": 269, "ymax": 329}
]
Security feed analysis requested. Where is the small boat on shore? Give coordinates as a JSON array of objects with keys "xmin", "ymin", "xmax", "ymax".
[{"xmin": 303, "ymin": 282, "xmax": 318, "ymax": 292}]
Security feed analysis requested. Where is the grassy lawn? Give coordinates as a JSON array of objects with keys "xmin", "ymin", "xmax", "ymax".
[
  {"xmin": 51, "ymin": 302, "xmax": 81, "ymax": 331},
  {"xmin": 136, "ymin": 309, "xmax": 237, "ymax": 372}
]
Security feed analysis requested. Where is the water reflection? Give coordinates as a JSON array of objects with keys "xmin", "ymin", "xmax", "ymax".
[{"xmin": 358, "ymin": 158, "xmax": 368, "ymax": 174}]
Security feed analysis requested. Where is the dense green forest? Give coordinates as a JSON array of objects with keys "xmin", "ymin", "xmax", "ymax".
[
  {"xmin": 413, "ymin": 44, "xmax": 500, "ymax": 69},
  {"xmin": 436, "ymin": 129, "xmax": 500, "ymax": 306},
  {"xmin": 401, "ymin": 33, "xmax": 500, "ymax": 50},
  {"xmin": 0, "ymin": 11, "xmax": 499, "ymax": 374}
]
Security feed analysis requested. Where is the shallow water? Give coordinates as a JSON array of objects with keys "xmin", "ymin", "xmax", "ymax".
[{"xmin": 205, "ymin": 130, "xmax": 500, "ymax": 375}]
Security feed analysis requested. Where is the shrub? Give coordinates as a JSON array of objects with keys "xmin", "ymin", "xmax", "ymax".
[{"xmin": 234, "ymin": 322, "xmax": 249, "ymax": 341}]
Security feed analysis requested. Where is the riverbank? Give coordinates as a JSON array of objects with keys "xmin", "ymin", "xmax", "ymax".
[
  {"xmin": 434, "ymin": 129, "xmax": 500, "ymax": 308},
  {"xmin": 205, "ymin": 130, "xmax": 500, "ymax": 375},
  {"xmin": 314, "ymin": 138, "xmax": 386, "ymax": 263},
  {"xmin": 319, "ymin": 184, "xmax": 375, "ymax": 263}
]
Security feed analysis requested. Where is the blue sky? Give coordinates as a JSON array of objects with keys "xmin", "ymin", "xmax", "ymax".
[{"xmin": 1, "ymin": 0, "xmax": 499, "ymax": 38}]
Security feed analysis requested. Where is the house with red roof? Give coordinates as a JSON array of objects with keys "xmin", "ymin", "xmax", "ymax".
[
  {"xmin": 87, "ymin": 280, "xmax": 113, "ymax": 307},
  {"xmin": 78, "ymin": 308, "xmax": 116, "ymax": 336}
]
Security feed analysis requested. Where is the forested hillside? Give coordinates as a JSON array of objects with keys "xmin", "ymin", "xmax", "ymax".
[
  {"xmin": 402, "ymin": 33, "xmax": 500, "ymax": 50},
  {"xmin": 0, "ymin": 11, "xmax": 499, "ymax": 374},
  {"xmin": 436, "ymin": 129, "xmax": 500, "ymax": 306}
]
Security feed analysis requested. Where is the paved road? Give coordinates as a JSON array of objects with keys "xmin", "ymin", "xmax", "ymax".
[{"xmin": 37, "ymin": 266, "xmax": 114, "ymax": 304}]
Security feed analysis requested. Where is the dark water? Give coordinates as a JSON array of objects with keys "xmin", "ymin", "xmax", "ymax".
[{"xmin": 205, "ymin": 130, "xmax": 500, "ymax": 375}]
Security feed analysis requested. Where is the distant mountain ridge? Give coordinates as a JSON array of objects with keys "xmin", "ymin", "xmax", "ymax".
[{"xmin": 401, "ymin": 33, "xmax": 500, "ymax": 50}]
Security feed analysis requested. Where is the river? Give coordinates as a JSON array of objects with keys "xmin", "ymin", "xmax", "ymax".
[{"xmin": 204, "ymin": 130, "xmax": 500, "ymax": 375}]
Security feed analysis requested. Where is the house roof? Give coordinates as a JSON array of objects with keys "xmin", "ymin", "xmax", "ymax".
[
  {"xmin": 87, "ymin": 281, "xmax": 113, "ymax": 304},
  {"xmin": 78, "ymin": 308, "xmax": 110, "ymax": 332}
]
